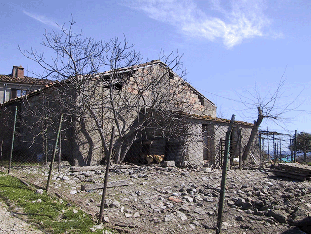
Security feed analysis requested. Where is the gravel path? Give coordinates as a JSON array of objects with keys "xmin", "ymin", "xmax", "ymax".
[{"xmin": 0, "ymin": 201, "xmax": 43, "ymax": 234}]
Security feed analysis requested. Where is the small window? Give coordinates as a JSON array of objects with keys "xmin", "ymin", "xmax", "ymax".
[
  {"xmin": 198, "ymin": 96, "xmax": 205, "ymax": 106},
  {"xmin": 11, "ymin": 89, "xmax": 23, "ymax": 99},
  {"xmin": 11, "ymin": 89, "xmax": 17, "ymax": 99},
  {"xmin": 17, "ymin": 90, "xmax": 22, "ymax": 97},
  {"xmin": 202, "ymin": 124, "xmax": 208, "ymax": 133}
]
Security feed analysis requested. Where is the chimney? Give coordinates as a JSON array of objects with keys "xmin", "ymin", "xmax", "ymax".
[{"xmin": 12, "ymin": 65, "xmax": 24, "ymax": 78}]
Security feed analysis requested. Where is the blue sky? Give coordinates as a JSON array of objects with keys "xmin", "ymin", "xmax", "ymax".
[{"xmin": 1, "ymin": 0, "xmax": 310, "ymax": 136}]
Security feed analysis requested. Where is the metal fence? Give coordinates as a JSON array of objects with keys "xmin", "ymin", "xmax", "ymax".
[{"xmin": 0, "ymin": 107, "xmax": 310, "ymax": 234}]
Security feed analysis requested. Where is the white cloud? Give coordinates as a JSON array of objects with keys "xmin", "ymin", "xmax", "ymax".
[
  {"xmin": 125, "ymin": 0, "xmax": 273, "ymax": 48},
  {"xmin": 23, "ymin": 10, "xmax": 59, "ymax": 28}
]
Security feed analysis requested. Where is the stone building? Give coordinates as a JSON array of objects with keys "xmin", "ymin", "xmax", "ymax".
[{"xmin": 0, "ymin": 61, "xmax": 257, "ymax": 167}]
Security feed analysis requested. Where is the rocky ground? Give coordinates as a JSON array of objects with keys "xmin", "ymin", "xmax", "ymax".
[{"xmin": 4, "ymin": 163, "xmax": 311, "ymax": 234}]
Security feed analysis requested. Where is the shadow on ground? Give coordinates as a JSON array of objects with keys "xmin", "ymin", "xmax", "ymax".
[{"xmin": 282, "ymin": 217, "xmax": 311, "ymax": 234}]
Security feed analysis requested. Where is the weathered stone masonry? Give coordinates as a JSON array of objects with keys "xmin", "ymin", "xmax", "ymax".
[{"xmin": 0, "ymin": 60, "xmax": 257, "ymax": 166}]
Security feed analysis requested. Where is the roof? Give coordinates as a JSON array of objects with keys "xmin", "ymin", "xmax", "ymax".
[
  {"xmin": 189, "ymin": 113, "xmax": 254, "ymax": 127},
  {"xmin": 0, "ymin": 60, "xmax": 216, "ymax": 109},
  {"xmin": 0, "ymin": 74, "xmax": 52, "ymax": 85},
  {"xmin": 259, "ymin": 130, "xmax": 291, "ymax": 136},
  {"xmin": 92, "ymin": 60, "xmax": 215, "ymax": 106}
]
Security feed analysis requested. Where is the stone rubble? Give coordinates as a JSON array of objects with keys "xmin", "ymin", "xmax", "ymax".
[{"xmin": 7, "ymin": 163, "xmax": 311, "ymax": 234}]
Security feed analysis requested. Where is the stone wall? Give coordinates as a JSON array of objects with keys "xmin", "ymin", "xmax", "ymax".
[
  {"xmin": 2, "ymin": 61, "xmax": 255, "ymax": 167},
  {"xmin": 182, "ymin": 118, "xmax": 257, "ymax": 167},
  {"xmin": 70, "ymin": 61, "xmax": 217, "ymax": 165},
  {"xmin": 184, "ymin": 120, "xmax": 204, "ymax": 166}
]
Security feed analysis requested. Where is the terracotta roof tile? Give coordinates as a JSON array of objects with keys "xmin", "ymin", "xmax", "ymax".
[{"xmin": 0, "ymin": 74, "xmax": 52, "ymax": 85}]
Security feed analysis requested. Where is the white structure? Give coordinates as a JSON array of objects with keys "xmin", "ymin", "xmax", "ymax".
[{"xmin": 0, "ymin": 66, "xmax": 51, "ymax": 104}]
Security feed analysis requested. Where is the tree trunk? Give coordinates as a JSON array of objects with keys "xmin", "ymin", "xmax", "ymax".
[
  {"xmin": 242, "ymin": 107, "xmax": 264, "ymax": 162},
  {"xmin": 115, "ymin": 145, "xmax": 122, "ymax": 164},
  {"xmin": 119, "ymin": 133, "xmax": 137, "ymax": 163},
  {"xmin": 304, "ymin": 150, "xmax": 307, "ymax": 162},
  {"xmin": 112, "ymin": 132, "xmax": 137, "ymax": 164},
  {"xmin": 85, "ymin": 105, "xmax": 109, "ymax": 158}
]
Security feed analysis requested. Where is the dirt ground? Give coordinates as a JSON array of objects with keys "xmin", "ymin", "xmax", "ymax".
[{"xmin": 4, "ymin": 163, "xmax": 311, "ymax": 234}]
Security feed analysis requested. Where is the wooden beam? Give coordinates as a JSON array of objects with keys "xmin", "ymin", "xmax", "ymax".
[
  {"xmin": 70, "ymin": 166, "xmax": 104, "ymax": 172},
  {"xmin": 81, "ymin": 180, "xmax": 130, "ymax": 191}
]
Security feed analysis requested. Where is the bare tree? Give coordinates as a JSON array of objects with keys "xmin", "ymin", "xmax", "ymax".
[
  {"xmin": 19, "ymin": 20, "xmax": 203, "ymax": 165},
  {"xmin": 240, "ymin": 80, "xmax": 300, "ymax": 162}
]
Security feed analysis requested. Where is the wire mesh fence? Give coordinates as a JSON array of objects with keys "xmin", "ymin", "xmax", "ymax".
[
  {"xmin": 0, "ymin": 106, "xmax": 311, "ymax": 234},
  {"xmin": 259, "ymin": 130, "xmax": 294, "ymax": 164}
]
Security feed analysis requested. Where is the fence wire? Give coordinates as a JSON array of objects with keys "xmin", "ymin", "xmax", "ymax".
[{"xmin": 0, "ymin": 105, "xmax": 310, "ymax": 234}]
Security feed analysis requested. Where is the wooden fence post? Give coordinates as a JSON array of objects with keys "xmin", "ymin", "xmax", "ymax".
[
  {"xmin": 99, "ymin": 126, "xmax": 115, "ymax": 223},
  {"xmin": 259, "ymin": 132, "xmax": 262, "ymax": 167},
  {"xmin": 8, "ymin": 106, "xmax": 17, "ymax": 174},
  {"xmin": 46, "ymin": 114, "xmax": 63, "ymax": 192},
  {"xmin": 216, "ymin": 114, "xmax": 235, "ymax": 234},
  {"xmin": 0, "ymin": 140, "xmax": 3, "ymax": 161},
  {"xmin": 58, "ymin": 130, "xmax": 62, "ymax": 172},
  {"xmin": 294, "ymin": 130, "xmax": 297, "ymax": 162}
]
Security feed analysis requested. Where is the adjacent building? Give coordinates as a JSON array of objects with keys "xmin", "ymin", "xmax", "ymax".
[{"xmin": 0, "ymin": 65, "xmax": 51, "ymax": 104}]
